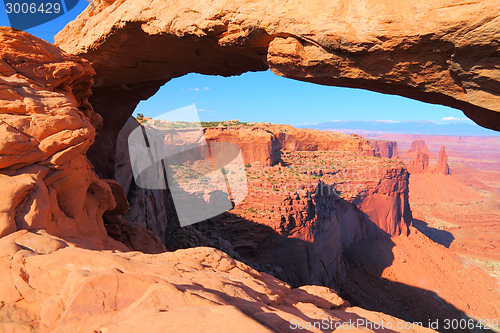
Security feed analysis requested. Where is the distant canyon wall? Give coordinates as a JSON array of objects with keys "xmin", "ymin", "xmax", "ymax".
[{"xmin": 205, "ymin": 124, "xmax": 399, "ymax": 167}]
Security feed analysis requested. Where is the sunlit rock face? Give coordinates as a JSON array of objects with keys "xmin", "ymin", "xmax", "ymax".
[
  {"xmin": 0, "ymin": 27, "xmax": 120, "ymax": 247},
  {"xmin": 55, "ymin": 0, "xmax": 500, "ymax": 176}
]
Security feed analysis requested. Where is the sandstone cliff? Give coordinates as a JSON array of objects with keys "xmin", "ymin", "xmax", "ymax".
[
  {"xmin": 205, "ymin": 123, "xmax": 399, "ymax": 166},
  {"xmin": 0, "ymin": 27, "xmax": 116, "ymax": 246},
  {"xmin": 428, "ymin": 146, "xmax": 451, "ymax": 175},
  {"xmin": 367, "ymin": 140, "xmax": 399, "ymax": 159},
  {"xmin": 407, "ymin": 149, "xmax": 430, "ymax": 174},
  {"xmin": 0, "ymin": 230, "xmax": 436, "ymax": 333},
  {"xmin": 204, "ymin": 126, "xmax": 282, "ymax": 167}
]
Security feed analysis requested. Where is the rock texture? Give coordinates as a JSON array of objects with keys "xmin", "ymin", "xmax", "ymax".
[
  {"xmin": 0, "ymin": 230, "xmax": 435, "ymax": 333},
  {"xmin": 209, "ymin": 164, "xmax": 412, "ymax": 288},
  {"xmin": 55, "ymin": 0, "xmax": 500, "ymax": 177},
  {"xmin": 407, "ymin": 150, "xmax": 430, "ymax": 174},
  {"xmin": 0, "ymin": 27, "xmax": 123, "ymax": 248},
  {"xmin": 204, "ymin": 124, "xmax": 399, "ymax": 167},
  {"xmin": 367, "ymin": 140, "xmax": 399, "ymax": 159},
  {"xmin": 0, "ymin": 28, "xmax": 436, "ymax": 332},
  {"xmin": 204, "ymin": 127, "xmax": 282, "ymax": 167}
]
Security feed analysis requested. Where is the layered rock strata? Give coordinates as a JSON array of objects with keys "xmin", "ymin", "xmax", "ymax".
[
  {"xmin": 403, "ymin": 140, "xmax": 434, "ymax": 159},
  {"xmin": 407, "ymin": 144, "xmax": 450, "ymax": 175}
]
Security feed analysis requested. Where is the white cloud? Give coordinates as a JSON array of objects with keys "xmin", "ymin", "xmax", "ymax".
[
  {"xmin": 187, "ymin": 87, "xmax": 209, "ymax": 92},
  {"xmin": 441, "ymin": 116, "xmax": 468, "ymax": 121},
  {"xmin": 377, "ymin": 119, "xmax": 400, "ymax": 123}
]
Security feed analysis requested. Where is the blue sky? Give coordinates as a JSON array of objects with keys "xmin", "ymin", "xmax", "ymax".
[
  {"xmin": 0, "ymin": 1, "xmax": 479, "ymax": 127},
  {"xmin": 0, "ymin": 0, "xmax": 88, "ymax": 42},
  {"xmin": 134, "ymin": 71, "xmax": 474, "ymax": 126}
]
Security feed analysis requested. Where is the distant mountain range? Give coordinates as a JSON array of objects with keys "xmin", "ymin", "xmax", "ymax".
[{"xmin": 303, "ymin": 120, "xmax": 500, "ymax": 137}]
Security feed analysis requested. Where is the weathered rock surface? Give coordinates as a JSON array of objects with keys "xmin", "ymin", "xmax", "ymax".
[
  {"xmin": 115, "ymin": 121, "xmax": 411, "ymax": 288},
  {"xmin": 0, "ymin": 230, "xmax": 435, "ymax": 333},
  {"xmin": 114, "ymin": 117, "xmax": 177, "ymax": 242},
  {"xmin": 55, "ymin": 0, "xmax": 500, "ymax": 176},
  {"xmin": 208, "ymin": 165, "xmax": 411, "ymax": 288},
  {"xmin": 269, "ymin": 124, "xmax": 399, "ymax": 159},
  {"xmin": 0, "ymin": 27, "xmax": 125, "ymax": 249},
  {"xmin": 204, "ymin": 127, "xmax": 282, "ymax": 166},
  {"xmin": 0, "ymin": 29, "xmax": 434, "ymax": 332},
  {"xmin": 367, "ymin": 139, "xmax": 399, "ymax": 159},
  {"xmin": 204, "ymin": 124, "xmax": 399, "ymax": 167},
  {"xmin": 343, "ymin": 226, "xmax": 500, "ymax": 328}
]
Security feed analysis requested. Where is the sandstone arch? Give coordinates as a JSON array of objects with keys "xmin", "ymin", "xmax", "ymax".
[{"xmin": 55, "ymin": 0, "xmax": 500, "ymax": 177}]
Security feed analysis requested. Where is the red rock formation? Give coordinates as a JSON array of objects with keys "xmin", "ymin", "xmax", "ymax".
[
  {"xmin": 407, "ymin": 146, "xmax": 450, "ymax": 175},
  {"xmin": 368, "ymin": 140, "xmax": 399, "ymax": 159},
  {"xmin": 428, "ymin": 146, "xmax": 451, "ymax": 175},
  {"xmin": 218, "ymin": 164, "xmax": 412, "ymax": 287},
  {"xmin": 0, "ymin": 28, "xmax": 437, "ymax": 333},
  {"xmin": 354, "ymin": 167, "xmax": 412, "ymax": 237},
  {"xmin": 55, "ymin": 0, "xmax": 500, "ymax": 177},
  {"xmin": 206, "ymin": 124, "xmax": 400, "ymax": 163},
  {"xmin": 403, "ymin": 140, "xmax": 434, "ymax": 159},
  {"xmin": 114, "ymin": 120, "xmax": 411, "ymax": 287},
  {"xmin": 272, "ymin": 124, "xmax": 369, "ymax": 153},
  {"xmin": 407, "ymin": 149, "xmax": 430, "ymax": 174}
]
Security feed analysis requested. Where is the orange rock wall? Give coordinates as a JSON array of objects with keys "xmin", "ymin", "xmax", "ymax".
[{"xmin": 0, "ymin": 28, "xmax": 122, "ymax": 247}]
